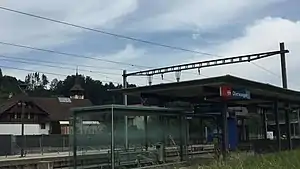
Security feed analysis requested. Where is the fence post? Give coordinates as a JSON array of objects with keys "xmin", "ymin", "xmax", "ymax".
[
  {"xmin": 62, "ymin": 135, "xmax": 65, "ymax": 152},
  {"xmin": 40, "ymin": 135, "xmax": 44, "ymax": 155},
  {"xmin": 24, "ymin": 135, "xmax": 27, "ymax": 156}
]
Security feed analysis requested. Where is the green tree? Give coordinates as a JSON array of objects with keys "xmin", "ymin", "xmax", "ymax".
[
  {"xmin": 0, "ymin": 68, "xmax": 3, "ymax": 79},
  {"xmin": 25, "ymin": 72, "xmax": 49, "ymax": 90},
  {"xmin": 0, "ymin": 75, "xmax": 21, "ymax": 101},
  {"xmin": 42, "ymin": 74, "xmax": 49, "ymax": 88},
  {"xmin": 50, "ymin": 78, "xmax": 59, "ymax": 91},
  {"xmin": 0, "ymin": 68, "xmax": 3, "ymax": 89}
]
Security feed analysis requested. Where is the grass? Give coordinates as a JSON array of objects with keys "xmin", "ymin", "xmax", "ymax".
[{"xmin": 189, "ymin": 150, "xmax": 300, "ymax": 169}]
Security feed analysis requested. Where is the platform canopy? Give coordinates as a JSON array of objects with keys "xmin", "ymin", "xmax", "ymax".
[
  {"xmin": 110, "ymin": 75, "xmax": 300, "ymax": 109},
  {"xmin": 72, "ymin": 104, "xmax": 185, "ymax": 116}
]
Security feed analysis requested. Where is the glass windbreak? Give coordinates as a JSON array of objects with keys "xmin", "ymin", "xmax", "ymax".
[
  {"xmin": 70, "ymin": 110, "xmax": 112, "ymax": 168},
  {"xmin": 70, "ymin": 106, "xmax": 188, "ymax": 169}
]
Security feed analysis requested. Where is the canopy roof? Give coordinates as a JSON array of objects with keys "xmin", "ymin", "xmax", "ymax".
[
  {"xmin": 110, "ymin": 75, "xmax": 300, "ymax": 108},
  {"xmin": 72, "ymin": 104, "xmax": 186, "ymax": 116}
]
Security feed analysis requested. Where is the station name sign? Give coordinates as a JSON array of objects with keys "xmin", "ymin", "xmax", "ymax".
[{"xmin": 220, "ymin": 86, "xmax": 251, "ymax": 100}]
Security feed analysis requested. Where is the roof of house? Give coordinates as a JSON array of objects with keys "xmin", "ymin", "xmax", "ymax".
[
  {"xmin": 70, "ymin": 84, "xmax": 84, "ymax": 92},
  {"xmin": 0, "ymin": 95, "xmax": 92, "ymax": 121},
  {"xmin": 33, "ymin": 97, "xmax": 92, "ymax": 120},
  {"xmin": 70, "ymin": 73, "xmax": 84, "ymax": 92}
]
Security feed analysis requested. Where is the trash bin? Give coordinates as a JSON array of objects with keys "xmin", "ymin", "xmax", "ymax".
[{"xmin": 156, "ymin": 142, "xmax": 165, "ymax": 163}]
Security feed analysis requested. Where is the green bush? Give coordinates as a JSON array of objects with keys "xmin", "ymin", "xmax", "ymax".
[{"xmin": 194, "ymin": 150, "xmax": 300, "ymax": 169}]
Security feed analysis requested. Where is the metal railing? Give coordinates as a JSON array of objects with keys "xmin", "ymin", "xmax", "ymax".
[{"xmin": 0, "ymin": 134, "xmax": 70, "ymax": 157}]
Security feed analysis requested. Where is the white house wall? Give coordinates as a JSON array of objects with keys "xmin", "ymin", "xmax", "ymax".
[{"xmin": 0, "ymin": 123, "xmax": 50, "ymax": 135}]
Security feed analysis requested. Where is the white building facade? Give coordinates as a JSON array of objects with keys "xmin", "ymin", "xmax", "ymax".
[{"xmin": 0, "ymin": 123, "xmax": 50, "ymax": 135}]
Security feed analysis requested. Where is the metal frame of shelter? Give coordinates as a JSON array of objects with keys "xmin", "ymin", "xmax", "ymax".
[
  {"xmin": 71, "ymin": 104, "xmax": 188, "ymax": 169},
  {"xmin": 112, "ymin": 42, "xmax": 299, "ymax": 159}
]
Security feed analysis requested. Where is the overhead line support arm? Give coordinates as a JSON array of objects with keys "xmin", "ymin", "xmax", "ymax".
[{"xmin": 125, "ymin": 50, "xmax": 289, "ymax": 77}]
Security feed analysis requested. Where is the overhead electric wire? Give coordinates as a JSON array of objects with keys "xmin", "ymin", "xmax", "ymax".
[
  {"xmin": 250, "ymin": 62, "xmax": 281, "ymax": 78},
  {"xmin": 1, "ymin": 64, "xmax": 67, "ymax": 77},
  {"xmin": 0, "ymin": 56, "xmax": 124, "ymax": 84},
  {"xmin": 0, "ymin": 55, "xmax": 174, "ymax": 83},
  {"xmin": 0, "ymin": 56, "xmax": 121, "ymax": 75},
  {"xmin": 0, "ymin": 41, "xmax": 148, "ymax": 68},
  {"xmin": 0, "ymin": 54, "xmax": 132, "ymax": 71},
  {"xmin": 0, "ymin": 64, "xmax": 122, "ymax": 85},
  {"xmin": 0, "ymin": 41, "xmax": 179, "ymax": 82},
  {"xmin": 0, "ymin": 6, "xmax": 217, "ymax": 56},
  {"xmin": 0, "ymin": 64, "xmax": 154, "ymax": 86},
  {"xmin": 0, "ymin": 58, "xmax": 120, "ymax": 78}
]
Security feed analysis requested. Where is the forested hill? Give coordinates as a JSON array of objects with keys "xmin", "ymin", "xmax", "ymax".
[{"xmin": 0, "ymin": 69, "xmax": 139, "ymax": 105}]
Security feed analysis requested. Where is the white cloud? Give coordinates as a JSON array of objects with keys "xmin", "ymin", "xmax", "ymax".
[
  {"xmin": 83, "ymin": 44, "xmax": 150, "ymax": 85},
  {"xmin": 129, "ymin": 0, "xmax": 284, "ymax": 32},
  {"xmin": 0, "ymin": 0, "xmax": 138, "ymax": 54},
  {"xmin": 0, "ymin": 0, "xmax": 139, "ymax": 84},
  {"xmin": 184, "ymin": 17, "xmax": 300, "ymax": 90},
  {"xmin": 106, "ymin": 44, "xmax": 146, "ymax": 61}
]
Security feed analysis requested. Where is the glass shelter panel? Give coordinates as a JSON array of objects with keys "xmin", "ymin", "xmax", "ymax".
[
  {"xmin": 70, "ymin": 109, "xmax": 112, "ymax": 168},
  {"xmin": 70, "ymin": 105, "xmax": 188, "ymax": 169}
]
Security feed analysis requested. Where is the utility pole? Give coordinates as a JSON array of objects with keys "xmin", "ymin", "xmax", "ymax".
[{"xmin": 280, "ymin": 42, "xmax": 288, "ymax": 89}]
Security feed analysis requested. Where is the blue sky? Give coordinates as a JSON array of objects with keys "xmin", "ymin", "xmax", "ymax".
[{"xmin": 1, "ymin": 0, "xmax": 300, "ymax": 89}]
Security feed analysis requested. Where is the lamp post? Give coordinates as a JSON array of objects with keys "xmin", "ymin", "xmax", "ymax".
[{"xmin": 18, "ymin": 83, "xmax": 27, "ymax": 157}]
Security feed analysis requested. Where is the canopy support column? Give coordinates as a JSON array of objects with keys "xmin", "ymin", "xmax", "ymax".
[
  {"xmin": 221, "ymin": 102, "xmax": 228, "ymax": 159},
  {"xmin": 144, "ymin": 115, "xmax": 148, "ymax": 151},
  {"xmin": 262, "ymin": 108, "xmax": 268, "ymax": 140},
  {"xmin": 285, "ymin": 105, "xmax": 292, "ymax": 150},
  {"xmin": 274, "ymin": 101, "xmax": 281, "ymax": 151}
]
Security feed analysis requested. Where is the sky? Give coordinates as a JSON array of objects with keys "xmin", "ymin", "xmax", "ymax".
[{"xmin": 0, "ymin": 0, "xmax": 300, "ymax": 90}]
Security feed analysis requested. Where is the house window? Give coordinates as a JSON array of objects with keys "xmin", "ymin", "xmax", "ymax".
[
  {"xmin": 17, "ymin": 113, "xmax": 21, "ymax": 119},
  {"xmin": 40, "ymin": 123, "xmax": 46, "ymax": 129}
]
